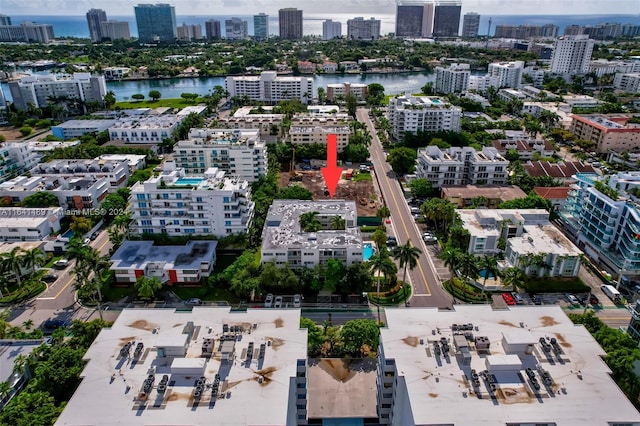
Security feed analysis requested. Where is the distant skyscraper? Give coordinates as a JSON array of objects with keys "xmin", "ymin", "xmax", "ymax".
[
  {"xmin": 462, "ymin": 12, "xmax": 480, "ymax": 38},
  {"xmin": 347, "ymin": 17, "xmax": 381, "ymax": 40},
  {"xmin": 205, "ymin": 20, "xmax": 221, "ymax": 40},
  {"xmin": 86, "ymin": 9, "xmax": 107, "ymax": 42},
  {"xmin": 279, "ymin": 8, "xmax": 303, "ymax": 40},
  {"xmin": 100, "ymin": 21, "xmax": 131, "ymax": 41},
  {"xmin": 0, "ymin": 15, "xmax": 12, "ymax": 26},
  {"xmin": 177, "ymin": 23, "xmax": 202, "ymax": 41},
  {"xmin": 564, "ymin": 25, "xmax": 584, "ymax": 36},
  {"xmin": 254, "ymin": 13, "xmax": 269, "ymax": 39},
  {"xmin": 395, "ymin": 0, "xmax": 434, "ymax": 38},
  {"xmin": 322, "ymin": 20, "xmax": 342, "ymax": 40},
  {"xmin": 551, "ymin": 35, "xmax": 595, "ymax": 75},
  {"xmin": 134, "ymin": 3, "xmax": 176, "ymax": 42},
  {"xmin": 225, "ymin": 18, "xmax": 248, "ymax": 40},
  {"xmin": 0, "ymin": 21, "xmax": 54, "ymax": 43},
  {"xmin": 433, "ymin": 1, "xmax": 462, "ymax": 37}
]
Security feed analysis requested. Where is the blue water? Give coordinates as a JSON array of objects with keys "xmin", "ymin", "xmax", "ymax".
[
  {"xmin": 175, "ymin": 178, "xmax": 204, "ymax": 185},
  {"xmin": 61, "ymin": 229, "xmax": 74, "ymax": 238},
  {"xmin": 479, "ymin": 269, "xmax": 495, "ymax": 279},
  {"xmin": 363, "ymin": 243, "xmax": 374, "ymax": 261}
]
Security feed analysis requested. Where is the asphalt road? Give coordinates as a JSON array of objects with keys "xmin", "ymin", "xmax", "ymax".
[{"xmin": 356, "ymin": 108, "xmax": 453, "ymax": 309}]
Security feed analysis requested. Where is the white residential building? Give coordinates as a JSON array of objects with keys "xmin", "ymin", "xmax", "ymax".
[
  {"xmin": 0, "ymin": 142, "xmax": 40, "ymax": 183},
  {"xmin": 102, "ymin": 67, "xmax": 130, "ymax": 80},
  {"xmin": 326, "ymin": 82, "xmax": 368, "ymax": 102},
  {"xmin": 0, "ymin": 207, "xmax": 63, "ymax": 242},
  {"xmin": 7, "ymin": 73, "xmax": 107, "ymax": 110},
  {"xmin": 225, "ymin": 71, "xmax": 314, "ymax": 105},
  {"xmin": 30, "ymin": 159, "xmax": 130, "ymax": 192},
  {"xmin": 614, "ymin": 73, "xmax": 640, "ymax": 93},
  {"xmin": 347, "ymin": 17, "xmax": 381, "ymax": 40},
  {"xmin": 261, "ymin": 200, "xmax": 364, "ymax": 268},
  {"xmin": 216, "ymin": 106, "xmax": 284, "ymax": 138},
  {"xmin": 108, "ymin": 115, "xmax": 181, "ymax": 144},
  {"xmin": 468, "ymin": 75, "xmax": 500, "ymax": 92},
  {"xmin": 435, "ymin": 63, "xmax": 470, "ymax": 94},
  {"xmin": 174, "ymin": 128, "xmax": 266, "ymax": 182},
  {"xmin": 491, "ymin": 139, "xmax": 555, "ymax": 161},
  {"xmin": 97, "ymin": 154, "xmax": 147, "ymax": 172},
  {"xmin": 129, "ymin": 163, "xmax": 253, "ymax": 237},
  {"xmin": 563, "ymin": 94, "xmax": 602, "ymax": 110},
  {"xmin": 51, "ymin": 119, "xmax": 115, "ymax": 140},
  {"xmin": 487, "ymin": 61, "xmax": 524, "ymax": 88},
  {"xmin": 322, "ymin": 19, "xmax": 342, "ymax": 40},
  {"xmin": 550, "ymin": 35, "xmax": 595, "ymax": 75},
  {"xmin": 415, "ymin": 146, "xmax": 508, "ymax": 188},
  {"xmin": 288, "ymin": 113, "xmax": 352, "ymax": 152},
  {"xmin": 387, "ymin": 95, "xmax": 462, "ymax": 140}
]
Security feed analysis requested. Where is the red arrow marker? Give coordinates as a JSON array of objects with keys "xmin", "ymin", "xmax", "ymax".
[{"xmin": 321, "ymin": 134, "xmax": 341, "ymax": 198}]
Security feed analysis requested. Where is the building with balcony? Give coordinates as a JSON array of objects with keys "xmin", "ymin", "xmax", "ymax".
[
  {"xmin": 108, "ymin": 114, "xmax": 181, "ymax": 144},
  {"xmin": 51, "ymin": 119, "xmax": 116, "ymax": 140},
  {"xmin": 570, "ymin": 114, "xmax": 640, "ymax": 154},
  {"xmin": 261, "ymin": 200, "xmax": 363, "ymax": 268},
  {"xmin": 0, "ymin": 208, "xmax": 63, "ymax": 242},
  {"xmin": 388, "ymin": 95, "xmax": 462, "ymax": 140},
  {"xmin": 416, "ymin": 146, "xmax": 508, "ymax": 189},
  {"xmin": 100, "ymin": 20, "xmax": 131, "ymax": 41},
  {"xmin": 224, "ymin": 18, "xmax": 247, "ymax": 40},
  {"xmin": 347, "ymin": 17, "xmax": 381, "ymax": 40},
  {"xmin": 216, "ymin": 106, "xmax": 284, "ymax": 138},
  {"xmin": 467, "ymin": 75, "xmax": 500, "ymax": 92},
  {"xmin": 30, "ymin": 158, "xmax": 130, "ymax": 192},
  {"xmin": 614, "ymin": 73, "xmax": 640, "ymax": 93},
  {"xmin": 129, "ymin": 163, "xmax": 253, "ymax": 237},
  {"xmin": 0, "ymin": 141, "xmax": 40, "ymax": 183},
  {"xmin": 461, "ymin": 12, "xmax": 480, "ymax": 37},
  {"xmin": 8, "ymin": 73, "xmax": 107, "ymax": 110},
  {"xmin": 434, "ymin": 63, "xmax": 470, "ymax": 94},
  {"xmin": 0, "ymin": 21, "xmax": 55, "ymax": 43},
  {"xmin": 176, "ymin": 23, "xmax": 203, "ymax": 41},
  {"xmin": 173, "ymin": 128, "xmax": 266, "ymax": 182},
  {"xmin": 225, "ymin": 71, "xmax": 314, "ymax": 105},
  {"xmin": 110, "ymin": 240, "xmax": 217, "ymax": 284},
  {"xmin": 378, "ymin": 306, "xmax": 640, "ymax": 425},
  {"xmin": 441, "ymin": 185, "xmax": 527, "ymax": 208},
  {"xmin": 289, "ymin": 123, "xmax": 350, "ymax": 153},
  {"xmin": 487, "ymin": 61, "xmax": 524, "ymax": 89},
  {"xmin": 524, "ymin": 160, "xmax": 596, "ymax": 185},
  {"xmin": 279, "ymin": 8, "xmax": 303, "ymax": 40},
  {"xmin": 322, "ymin": 19, "xmax": 342, "ymax": 40},
  {"xmin": 326, "ymin": 82, "xmax": 368, "ymax": 102},
  {"xmin": 550, "ymin": 35, "xmax": 594, "ymax": 75},
  {"xmin": 54, "ymin": 307, "xmax": 308, "ymax": 426},
  {"xmin": 491, "ymin": 139, "xmax": 555, "ymax": 161}
]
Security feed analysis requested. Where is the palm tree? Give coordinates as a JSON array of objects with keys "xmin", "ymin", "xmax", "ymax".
[
  {"xmin": 329, "ymin": 215, "xmax": 346, "ymax": 230},
  {"xmin": 22, "ymin": 247, "xmax": 45, "ymax": 274},
  {"xmin": 0, "ymin": 381, "xmax": 11, "ymax": 403},
  {"xmin": 299, "ymin": 211, "xmax": 321, "ymax": 232},
  {"xmin": 4, "ymin": 247, "xmax": 25, "ymax": 287},
  {"xmin": 367, "ymin": 252, "xmax": 397, "ymax": 324},
  {"xmin": 441, "ymin": 247, "xmax": 462, "ymax": 279},
  {"xmin": 502, "ymin": 267, "xmax": 527, "ymax": 293},
  {"xmin": 459, "ymin": 253, "xmax": 480, "ymax": 302},
  {"xmin": 392, "ymin": 242, "xmax": 422, "ymax": 305},
  {"xmin": 479, "ymin": 255, "xmax": 500, "ymax": 289},
  {"xmin": 21, "ymin": 319, "xmax": 34, "ymax": 330}
]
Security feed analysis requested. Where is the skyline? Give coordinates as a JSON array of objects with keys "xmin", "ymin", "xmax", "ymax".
[{"xmin": 1, "ymin": 0, "xmax": 639, "ymax": 17}]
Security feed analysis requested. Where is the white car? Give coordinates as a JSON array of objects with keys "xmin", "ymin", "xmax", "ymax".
[
  {"xmin": 293, "ymin": 294, "xmax": 302, "ymax": 308},
  {"xmin": 422, "ymin": 232, "xmax": 438, "ymax": 244},
  {"xmin": 53, "ymin": 259, "xmax": 69, "ymax": 269},
  {"xmin": 274, "ymin": 296, "xmax": 283, "ymax": 309},
  {"xmin": 264, "ymin": 294, "xmax": 274, "ymax": 308},
  {"xmin": 565, "ymin": 294, "xmax": 580, "ymax": 306}
]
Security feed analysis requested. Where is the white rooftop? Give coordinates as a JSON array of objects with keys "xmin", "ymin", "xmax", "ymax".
[
  {"xmin": 55, "ymin": 308, "xmax": 307, "ymax": 426},
  {"xmin": 509, "ymin": 224, "xmax": 582, "ymax": 256},
  {"xmin": 381, "ymin": 306, "xmax": 640, "ymax": 426},
  {"xmin": 0, "ymin": 207, "xmax": 63, "ymax": 229}
]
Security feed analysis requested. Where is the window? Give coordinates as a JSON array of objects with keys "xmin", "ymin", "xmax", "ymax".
[
  {"xmin": 159, "ymin": 220, "xmax": 166, "ymax": 225},
  {"xmin": 223, "ymin": 196, "xmax": 230, "ymax": 203},
  {"xmin": 136, "ymin": 194, "xmax": 146, "ymax": 200},
  {"xmin": 176, "ymin": 193, "xmax": 182, "ymax": 199},
  {"xmin": 162, "ymin": 193, "xmax": 169, "ymax": 199}
]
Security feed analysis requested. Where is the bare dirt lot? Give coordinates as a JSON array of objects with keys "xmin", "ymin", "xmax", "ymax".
[
  {"xmin": 0, "ymin": 128, "xmax": 27, "ymax": 141},
  {"xmin": 278, "ymin": 170, "xmax": 380, "ymax": 216}
]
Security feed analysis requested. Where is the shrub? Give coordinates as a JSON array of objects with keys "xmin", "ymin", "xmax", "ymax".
[{"xmin": 19, "ymin": 126, "xmax": 33, "ymax": 137}]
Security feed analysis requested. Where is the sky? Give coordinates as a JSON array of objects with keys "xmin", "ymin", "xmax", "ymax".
[{"xmin": 1, "ymin": 0, "xmax": 639, "ymax": 16}]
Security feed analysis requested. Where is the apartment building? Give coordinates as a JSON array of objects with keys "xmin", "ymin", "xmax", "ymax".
[
  {"xmin": 347, "ymin": 17, "xmax": 381, "ymax": 40},
  {"xmin": 31, "ymin": 159, "xmax": 130, "ymax": 192},
  {"xmin": 550, "ymin": 35, "xmax": 595, "ymax": 75},
  {"xmin": 128, "ymin": 163, "xmax": 253, "ymax": 237},
  {"xmin": 388, "ymin": 95, "xmax": 462, "ymax": 140},
  {"xmin": 216, "ymin": 106, "xmax": 284, "ymax": 138},
  {"xmin": 524, "ymin": 160, "xmax": 596, "ymax": 185},
  {"xmin": 279, "ymin": 8, "xmax": 303, "ymax": 40},
  {"xmin": 467, "ymin": 75, "xmax": 500, "ymax": 92},
  {"xmin": 253, "ymin": 13, "xmax": 269, "ymax": 39},
  {"xmin": 100, "ymin": 20, "xmax": 130, "ymax": 41},
  {"xmin": 176, "ymin": 23, "xmax": 203, "ymax": 41},
  {"xmin": 173, "ymin": 128, "xmax": 266, "ymax": 182},
  {"xmin": 224, "ymin": 18, "xmax": 248, "ymax": 40},
  {"xmin": 322, "ymin": 20, "xmax": 342, "ymax": 40},
  {"xmin": 108, "ymin": 114, "xmax": 181, "ymax": 144},
  {"xmin": 441, "ymin": 185, "xmax": 526, "ymax": 208},
  {"xmin": 614, "ymin": 73, "xmax": 640, "ymax": 93},
  {"xmin": 491, "ymin": 139, "xmax": 555, "ymax": 161},
  {"xmin": 8, "ymin": 73, "xmax": 107, "ymax": 110},
  {"xmin": 0, "ymin": 142, "xmax": 40, "ymax": 183},
  {"xmin": 134, "ymin": 3, "xmax": 176, "ymax": 42},
  {"xmin": 261, "ymin": 200, "xmax": 363, "ymax": 268},
  {"xmin": 0, "ymin": 21, "xmax": 55, "ymax": 43},
  {"xmin": 434, "ymin": 63, "xmax": 470, "ymax": 94},
  {"xmin": 326, "ymin": 82, "xmax": 368, "ymax": 102},
  {"xmin": 51, "ymin": 119, "xmax": 115, "ymax": 140},
  {"xmin": 0, "ymin": 207, "xmax": 63, "ymax": 242},
  {"xmin": 288, "ymin": 112, "xmax": 351, "ymax": 152},
  {"xmin": 225, "ymin": 71, "xmax": 314, "ymax": 105},
  {"xmin": 569, "ymin": 114, "xmax": 640, "ymax": 153},
  {"xmin": 395, "ymin": 0, "xmax": 434, "ymax": 38},
  {"xmin": 487, "ymin": 61, "xmax": 524, "ymax": 89},
  {"xmin": 461, "ymin": 12, "xmax": 480, "ymax": 37},
  {"xmin": 415, "ymin": 146, "xmax": 508, "ymax": 188}
]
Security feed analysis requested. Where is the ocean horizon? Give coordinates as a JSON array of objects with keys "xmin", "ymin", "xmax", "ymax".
[{"xmin": 8, "ymin": 13, "xmax": 640, "ymax": 39}]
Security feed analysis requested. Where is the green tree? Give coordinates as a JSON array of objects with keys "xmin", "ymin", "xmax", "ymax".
[
  {"xmin": 148, "ymin": 90, "xmax": 162, "ymax": 101},
  {"xmin": 421, "ymin": 198, "xmax": 455, "ymax": 231},
  {"xmin": 299, "ymin": 211, "xmax": 321, "ymax": 232},
  {"xmin": 340, "ymin": 319, "xmax": 380, "ymax": 356},
  {"xmin": 20, "ymin": 192, "xmax": 58, "ymax": 208},
  {"xmin": 392, "ymin": 242, "xmax": 421, "ymax": 304},
  {"xmin": 372, "ymin": 228, "xmax": 387, "ymax": 251},
  {"xmin": 367, "ymin": 252, "xmax": 397, "ymax": 323},
  {"xmin": 300, "ymin": 317, "xmax": 324, "ymax": 357},
  {"xmin": 441, "ymin": 247, "xmax": 462, "ymax": 279},
  {"xmin": 69, "ymin": 216, "xmax": 92, "ymax": 236},
  {"xmin": 346, "ymin": 93, "xmax": 357, "ymax": 117},
  {"xmin": 103, "ymin": 91, "xmax": 116, "ymax": 109},
  {"xmin": 342, "ymin": 143, "xmax": 370, "ymax": 162},
  {"xmin": 0, "ymin": 391, "xmax": 63, "ymax": 426},
  {"xmin": 501, "ymin": 267, "xmax": 527, "ymax": 293},
  {"xmin": 479, "ymin": 255, "xmax": 500, "ymax": 289},
  {"xmin": 499, "ymin": 193, "xmax": 552, "ymax": 210},
  {"xmin": 134, "ymin": 276, "xmax": 163, "ymax": 300},
  {"xmin": 366, "ymin": 83, "xmax": 385, "ymax": 106},
  {"xmin": 3, "ymin": 247, "xmax": 25, "ymax": 287},
  {"xmin": 338, "ymin": 262, "xmax": 373, "ymax": 295},
  {"xmin": 409, "ymin": 178, "xmax": 433, "ymax": 199},
  {"xmin": 325, "ymin": 258, "xmax": 346, "ymax": 292},
  {"xmin": 376, "ymin": 206, "xmax": 391, "ymax": 220},
  {"xmin": 100, "ymin": 193, "xmax": 128, "ymax": 222},
  {"xmin": 19, "ymin": 126, "xmax": 32, "ymax": 137},
  {"xmin": 387, "ymin": 147, "xmax": 417, "ymax": 175},
  {"xmin": 278, "ymin": 186, "xmax": 313, "ymax": 200},
  {"xmin": 330, "ymin": 215, "xmax": 346, "ymax": 230},
  {"xmin": 131, "ymin": 93, "xmax": 145, "ymax": 101},
  {"xmin": 22, "ymin": 247, "xmax": 45, "ymax": 274}
]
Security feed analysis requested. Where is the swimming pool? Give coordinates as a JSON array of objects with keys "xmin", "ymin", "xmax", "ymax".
[
  {"xmin": 175, "ymin": 178, "xmax": 204, "ymax": 186},
  {"xmin": 363, "ymin": 243, "xmax": 374, "ymax": 261},
  {"xmin": 479, "ymin": 269, "xmax": 495, "ymax": 279}
]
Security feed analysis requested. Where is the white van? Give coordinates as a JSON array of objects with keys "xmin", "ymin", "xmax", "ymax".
[{"xmin": 601, "ymin": 284, "xmax": 621, "ymax": 303}]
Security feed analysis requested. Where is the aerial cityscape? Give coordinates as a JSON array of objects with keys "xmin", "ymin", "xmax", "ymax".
[{"xmin": 0, "ymin": 0, "xmax": 640, "ymax": 425}]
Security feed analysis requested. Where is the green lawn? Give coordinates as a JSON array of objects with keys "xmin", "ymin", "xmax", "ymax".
[
  {"xmin": 113, "ymin": 98, "xmax": 206, "ymax": 109},
  {"xmin": 352, "ymin": 172, "xmax": 373, "ymax": 182}
]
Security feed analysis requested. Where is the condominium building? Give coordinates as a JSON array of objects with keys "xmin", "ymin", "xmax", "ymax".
[
  {"xmin": 347, "ymin": 17, "xmax": 381, "ymax": 40},
  {"xmin": 0, "ymin": 15, "xmax": 11, "ymax": 26},
  {"xmin": 55, "ymin": 308, "xmax": 307, "ymax": 426},
  {"xmin": 434, "ymin": 63, "xmax": 470, "ymax": 94},
  {"xmin": 261, "ymin": 200, "xmax": 364, "ymax": 268},
  {"xmin": 0, "ymin": 142, "xmax": 41, "ymax": 183},
  {"xmin": 494, "ymin": 24, "xmax": 559, "ymax": 39},
  {"xmin": 100, "ymin": 20, "xmax": 131, "ymax": 41},
  {"xmin": 0, "ymin": 207, "xmax": 63, "ymax": 242},
  {"xmin": 326, "ymin": 82, "xmax": 368, "ymax": 102},
  {"xmin": 8, "ymin": 73, "xmax": 107, "ymax": 110},
  {"xmin": 467, "ymin": 75, "xmax": 500, "ymax": 92},
  {"xmin": 108, "ymin": 114, "xmax": 182, "ymax": 144},
  {"xmin": 225, "ymin": 71, "xmax": 314, "ymax": 105},
  {"xmin": 279, "ymin": 8, "xmax": 303, "ymax": 40},
  {"xmin": 51, "ymin": 119, "xmax": 116, "ymax": 140},
  {"xmin": 216, "ymin": 106, "xmax": 284, "ymax": 138},
  {"xmin": 396, "ymin": 0, "xmax": 434, "ymax": 38},
  {"xmin": 614, "ymin": 73, "xmax": 640, "ymax": 93},
  {"xmin": 129, "ymin": 163, "xmax": 253, "ymax": 237},
  {"xmin": 205, "ymin": 19, "xmax": 221, "ymax": 40},
  {"xmin": 253, "ymin": 13, "xmax": 269, "ymax": 39},
  {"xmin": 174, "ymin": 128, "xmax": 266, "ymax": 182},
  {"xmin": 550, "ymin": 35, "xmax": 595, "ymax": 75},
  {"xmin": 570, "ymin": 114, "xmax": 640, "ymax": 153},
  {"xmin": 31, "ymin": 159, "xmax": 130, "ymax": 192},
  {"xmin": 86, "ymin": 9, "xmax": 107, "ymax": 42},
  {"xmin": 524, "ymin": 160, "xmax": 596, "ymax": 185},
  {"xmin": 461, "ymin": 12, "xmax": 480, "ymax": 37},
  {"xmin": 387, "ymin": 95, "xmax": 462, "ymax": 140},
  {"xmin": 289, "ymin": 123, "xmax": 351, "ymax": 153},
  {"xmin": 491, "ymin": 139, "xmax": 555, "ymax": 161},
  {"xmin": 378, "ymin": 306, "xmax": 640, "ymax": 425},
  {"xmin": 176, "ymin": 23, "xmax": 202, "ymax": 41},
  {"xmin": 225, "ymin": 18, "xmax": 248, "ymax": 40},
  {"xmin": 0, "ymin": 21, "xmax": 55, "ymax": 43},
  {"xmin": 322, "ymin": 20, "xmax": 342, "ymax": 40},
  {"xmin": 487, "ymin": 61, "xmax": 524, "ymax": 88},
  {"xmin": 134, "ymin": 3, "xmax": 176, "ymax": 43},
  {"xmin": 416, "ymin": 146, "xmax": 508, "ymax": 188},
  {"xmin": 433, "ymin": 1, "xmax": 462, "ymax": 37},
  {"xmin": 0, "ymin": 175, "xmax": 109, "ymax": 210}
]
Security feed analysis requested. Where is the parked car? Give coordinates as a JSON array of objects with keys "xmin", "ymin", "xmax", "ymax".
[
  {"xmin": 90, "ymin": 232, "xmax": 99, "ymax": 241},
  {"xmin": 184, "ymin": 298, "xmax": 203, "ymax": 306},
  {"xmin": 502, "ymin": 292, "xmax": 516, "ymax": 305},
  {"xmin": 386, "ymin": 236, "xmax": 398, "ymax": 247},
  {"xmin": 264, "ymin": 294, "xmax": 274, "ymax": 308},
  {"xmin": 565, "ymin": 293, "xmax": 580, "ymax": 306},
  {"xmin": 42, "ymin": 319, "xmax": 70, "ymax": 330},
  {"xmin": 293, "ymin": 294, "xmax": 302, "ymax": 308},
  {"xmin": 422, "ymin": 232, "xmax": 438, "ymax": 244},
  {"xmin": 274, "ymin": 296, "xmax": 283, "ymax": 309},
  {"xmin": 43, "ymin": 274, "xmax": 58, "ymax": 283},
  {"xmin": 589, "ymin": 294, "xmax": 600, "ymax": 306},
  {"xmin": 511, "ymin": 292, "xmax": 525, "ymax": 305},
  {"xmin": 53, "ymin": 259, "xmax": 69, "ymax": 269}
]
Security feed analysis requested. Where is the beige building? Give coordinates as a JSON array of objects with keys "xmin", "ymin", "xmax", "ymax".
[
  {"xmin": 326, "ymin": 82, "xmax": 368, "ymax": 102},
  {"xmin": 570, "ymin": 114, "xmax": 640, "ymax": 153},
  {"xmin": 441, "ymin": 185, "xmax": 527, "ymax": 208}
]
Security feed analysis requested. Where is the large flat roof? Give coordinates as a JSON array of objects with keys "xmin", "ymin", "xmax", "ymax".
[
  {"xmin": 55, "ymin": 308, "xmax": 307, "ymax": 426},
  {"xmin": 0, "ymin": 340, "xmax": 42, "ymax": 384},
  {"xmin": 442, "ymin": 185, "xmax": 526, "ymax": 201},
  {"xmin": 110, "ymin": 241, "xmax": 217, "ymax": 270},
  {"xmin": 382, "ymin": 306, "xmax": 640, "ymax": 426}
]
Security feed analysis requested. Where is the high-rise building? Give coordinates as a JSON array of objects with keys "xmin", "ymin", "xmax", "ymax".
[
  {"xmin": 279, "ymin": 8, "xmax": 303, "ymax": 40},
  {"xmin": 395, "ymin": 0, "xmax": 434, "ymax": 38},
  {"xmin": 86, "ymin": 9, "xmax": 107, "ymax": 42},
  {"xmin": 176, "ymin": 23, "xmax": 202, "ymax": 41},
  {"xmin": 225, "ymin": 18, "xmax": 248, "ymax": 40},
  {"xmin": 388, "ymin": 95, "xmax": 462, "ymax": 140},
  {"xmin": 435, "ymin": 63, "xmax": 470, "ymax": 93},
  {"xmin": 550, "ymin": 35, "xmax": 595, "ymax": 75},
  {"xmin": 8, "ymin": 73, "xmax": 107, "ymax": 110},
  {"xmin": 100, "ymin": 20, "xmax": 131, "ymax": 41},
  {"xmin": 433, "ymin": 1, "xmax": 462, "ymax": 37},
  {"xmin": 462, "ymin": 12, "xmax": 480, "ymax": 38},
  {"xmin": 134, "ymin": 3, "xmax": 176, "ymax": 42},
  {"xmin": 0, "ymin": 15, "xmax": 11, "ymax": 26},
  {"xmin": 0, "ymin": 21, "xmax": 55, "ymax": 43},
  {"xmin": 322, "ymin": 20, "xmax": 342, "ymax": 40},
  {"xmin": 253, "ymin": 13, "xmax": 269, "ymax": 39},
  {"xmin": 205, "ymin": 19, "xmax": 221, "ymax": 40},
  {"xmin": 487, "ymin": 61, "xmax": 524, "ymax": 88},
  {"xmin": 226, "ymin": 71, "xmax": 313, "ymax": 105},
  {"xmin": 347, "ymin": 17, "xmax": 381, "ymax": 40}
]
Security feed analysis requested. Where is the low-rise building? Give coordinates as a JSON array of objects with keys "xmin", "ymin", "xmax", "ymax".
[
  {"xmin": 570, "ymin": 114, "xmax": 640, "ymax": 153},
  {"xmin": 441, "ymin": 185, "xmax": 527, "ymax": 208},
  {"xmin": 54, "ymin": 308, "xmax": 308, "ymax": 426},
  {"xmin": 176, "ymin": 105, "xmax": 207, "ymax": 119},
  {"xmin": 96, "ymin": 154, "xmax": 147, "ymax": 172},
  {"xmin": 102, "ymin": 67, "xmax": 130, "ymax": 80},
  {"xmin": 108, "ymin": 114, "xmax": 181, "ymax": 144},
  {"xmin": 378, "ymin": 306, "xmax": 640, "ymax": 426},
  {"xmin": 533, "ymin": 186, "xmax": 571, "ymax": 211},
  {"xmin": 524, "ymin": 160, "xmax": 596, "ymax": 185},
  {"xmin": 388, "ymin": 95, "xmax": 462, "ymax": 140},
  {"xmin": 51, "ymin": 119, "xmax": 116, "ymax": 140},
  {"xmin": 289, "ymin": 125, "xmax": 350, "ymax": 153},
  {"xmin": 261, "ymin": 200, "xmax": 364, "ymax": 268},
  {"xmin": 225, "ymin": 71, "xmax": 314, "ymax": 105},
  {"xmin": 129, "ymin": 163, "xmax": 253, "ymax": 237},
  {"xmin": 563, "ymin": 94, "xmax": 602, "ymax": 110},
  {"xmin": 497, "ymin": 88, "xmax": 528, "ymax": 102},
  {"xmin": 31, "ymin": 158, "xmax": 130, "ymax": 192},
  {"xmin": 0, "ymin": 207, "xmax": 63, "ymax": 242},
  {"xmin": 110, "ymin": 240, "xmax": 217, "ymax": 284},
  {"xmin": 0, "ymin": 339, "xmax": 42, "ymax": 411},
  {"xmin": 8, "ymin": 73, "xmax": 106, "ymax": 110},
  {"xmin": 491, "ymin": 139, "xmax": 555, "ymax": 161},
  {"xmin": 467, "ymin": 75, "xmax": 500, "ymax": 92},
  {"xmin": 0, "ymin": 141, "xmax": 41, "ymax": 183},
  {"xmin": 326, "ymin": 82, "xmax": 368, "ymax": 102}
]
